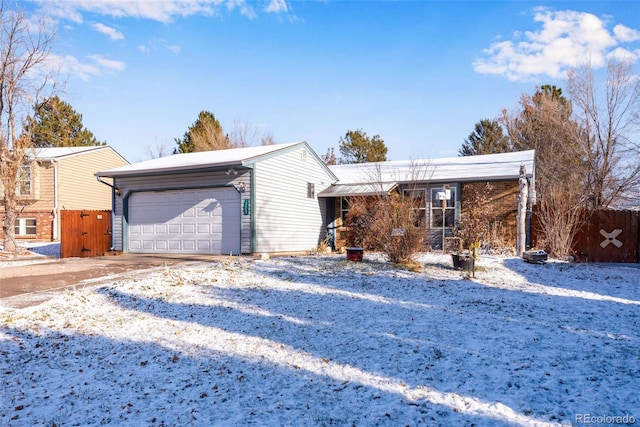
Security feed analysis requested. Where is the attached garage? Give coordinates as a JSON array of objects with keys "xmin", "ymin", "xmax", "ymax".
[
  {"xmin": 97, "ymin": 142, "xmax": 338, "ymax": 255},
  {"xmin": 127, "ymin": 188, "xmax": 240, "ymax": 254}
]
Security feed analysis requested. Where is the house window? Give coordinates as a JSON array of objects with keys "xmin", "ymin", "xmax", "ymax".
[
  {"xmin": 17, "ymin": 165, "xmax": 31, "ymax": 196},
  {"xmin": 340, "ymin": 197, "xmax": 350, "ymax": 223},
  {"xmin": 403, "ymin": 188, "xmax": 427, "ymax": 226},
  {"xmin": 15, "ymin": 218, "xmax": 37, "ymax": 236},
  {"xmin": 307, "ymin": 182, "xmax": 315, "ymax": 199},
  {"xmin": 430, "ymin": 186, "xmax": 456, "ymax": 228}
]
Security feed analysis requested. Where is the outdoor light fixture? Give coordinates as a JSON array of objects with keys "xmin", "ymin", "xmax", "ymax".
[
  {"xmin": 234, "ymin": 182, "xmax": 246, "ymax": 192},
  {"xmin": 226, "ymin": 168, "xmax": 238, "ymax": 176}
]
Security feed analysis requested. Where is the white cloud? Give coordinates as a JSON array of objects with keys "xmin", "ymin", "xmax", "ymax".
[
  {"xmin": 48, "ymin": 54, "xmax": 102, "ymax": 81},
  {"xmin": 474, "ymin": 8, "xmax": 640, "ymax": 81},
  {"xmin": 92, "ymin": 23, "xmax": 124, "ymax": 40},
  {"xmin": 265, "ymin": 0, "xmax": 288, "ymax": 14},
  {"xmin": 613, "ymin": 24, "xmax": 640, "ymax": 43},
  {"xmin": 88, "ymin": 54, "xmax": 126, "ymax": 71},
  {"xmin": 34, "ymin": 0, "xmax": 277, "ymax": 23},
  {"xmin": 48, "ymin": 53, "xmax": 126, "ymax": 81},
  {"xmin": 137, "ymin": 39, "xmax": 182, "ymax": 54}
]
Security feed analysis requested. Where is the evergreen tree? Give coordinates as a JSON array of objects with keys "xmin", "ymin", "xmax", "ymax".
[
  {"xmin": 174, "ymin": 110, "xmax": 231, "ymax": 153},
  {"xmin": 338, "ymin": 129, "xmax": 387, "ymax": 164},
  {"xmin": 26, "ymin": 96, "xmax": 105, "ymax": 147},
  {"xmin": 459, "ymin": 119, "xmax": 510, "ymax": 156}
]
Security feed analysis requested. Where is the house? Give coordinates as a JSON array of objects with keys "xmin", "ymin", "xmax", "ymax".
[
  {"xmin": 319, "ymin": 150, "xmax": 536, "ymax": 250},
  {"xmin": 96, "ymin": 142, "xmax": 337, "ymax": 255},
  {"xmin": 0, "ymin": 146, "xmax": 128, "ymax": 242}
]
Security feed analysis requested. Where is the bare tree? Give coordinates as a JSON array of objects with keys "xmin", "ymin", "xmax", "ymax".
[
  {"xmin": 567, "ymin": 59, "xmax": 640, "ymax": 209},
  {"xmin": 502, "ymin": 87, "xmax": 587, "ymax": 258},
  {"xmin": 142, "ymin": 138, "xmax": 172, "ymax": 160},
  {"xmin": 0, "ymin": 3, "xmax": 57, "ymax": 254}
]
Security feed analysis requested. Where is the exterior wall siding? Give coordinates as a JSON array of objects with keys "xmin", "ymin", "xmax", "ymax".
[
  {"xmin": 253, "ymin": 146, "xmax": 333, "ymax": 253},
  {"xmin": 58, "ymin": 149, "xmax": 128, "ymax": 210},
  {"xmin": 112, "ymin": 170, "xmax": 250, "ymax": 252}
]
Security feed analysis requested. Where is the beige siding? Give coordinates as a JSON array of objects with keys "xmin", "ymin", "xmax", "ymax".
[
  {"xmin": 112, "ymin": 170, "xmax": 250, "ymax": 252},
  {"xmin": 22, "ymin": 162, "xmax": 55, "ymax": 211},
  {"xmin": 253, "ymin": 146, "xmax": 333, "ymax": 253},
  {"xmin": 57, "ymin": 148, "xmax": 128, "ymax": 210}
]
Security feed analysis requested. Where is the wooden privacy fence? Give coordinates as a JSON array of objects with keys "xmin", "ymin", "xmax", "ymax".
[
  {"xmin": 60, "ymin": 210, "xmax": 112, "ymax": 258},
  {"xmin": 532, "ymin": 208, "xmax": 639, "ymax": 263}
]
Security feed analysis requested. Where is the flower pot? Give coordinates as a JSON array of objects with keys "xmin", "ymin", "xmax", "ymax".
[
  {"xmin": 452, "ymin": 253, "xmax": 474, "ymax": 271},
  {"xmin": 346, "ymin": 247, "xmax": 364, "ymax": 262}
]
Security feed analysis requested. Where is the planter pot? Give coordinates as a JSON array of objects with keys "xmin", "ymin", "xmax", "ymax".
[
  {"xmin": 346, "ymin": 247, "xmax": 364, "ymax": 262},
  {"xmin": 452, "ymin": 253, "xmax": 474, "ymax": 271}
]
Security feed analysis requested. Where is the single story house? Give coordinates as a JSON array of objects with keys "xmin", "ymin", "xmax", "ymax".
[
  {"xmin": 97, "ymin": 143, "xmax": 535, "ymax": 256},
  {"xmin": 96, "ymin": 142, "xmax": 337, "ymax": 255},
  {"xmin": 0, "ymin": 146, "xmax": 128, "ymax": 241},
  {"xmin": 320, "ymin": 149, "xmax": 536, "ymax": 250}
]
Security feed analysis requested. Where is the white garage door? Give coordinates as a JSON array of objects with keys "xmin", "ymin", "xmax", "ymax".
[{"xmin": 128, "ymin": 188, "xmax": 241, "ymax": 254}]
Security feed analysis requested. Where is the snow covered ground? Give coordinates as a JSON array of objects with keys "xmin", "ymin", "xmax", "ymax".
[{"xmin": 1, "ymin": 252, "xmax": 638, "ymax": 426}]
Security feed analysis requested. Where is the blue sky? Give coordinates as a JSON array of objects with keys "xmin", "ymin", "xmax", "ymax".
[{"xmin": 25, "ymin": 0, "xmax": 640, "ymax": 163}]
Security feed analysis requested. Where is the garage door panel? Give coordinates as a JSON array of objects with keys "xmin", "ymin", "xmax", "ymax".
[{"xmin": 128, "ymin": 188, "xmax": 240, "ymax": 254}]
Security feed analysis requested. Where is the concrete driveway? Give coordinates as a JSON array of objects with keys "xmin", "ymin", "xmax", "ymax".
[{"xmin": 0, "ymin": 253, "xmax": 230, "ymax": 308}]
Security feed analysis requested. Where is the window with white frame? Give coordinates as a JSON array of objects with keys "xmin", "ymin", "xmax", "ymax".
[
  {"xmin": 430, "ymin": 186, "xmax": 456, "ymax": 228},
  {"xmin": 15, "ymin": 218, "xmax": 37, "ymax": 236},
  {"xmin": 403, "ymin": 188, "xmax": 427, "ymax": 226},
  {"xmin": 340, "ymin": 197, "xmax": 350, "ymax": 224},
  {"xmin": 17, "ymin": 164, "xmax": 32, "ymax": 196}
]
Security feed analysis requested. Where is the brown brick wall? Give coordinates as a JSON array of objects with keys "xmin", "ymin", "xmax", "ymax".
[
  {"xmin": 461, "ymin": 180, "xmax": 518, "ymax": 247},
  {"xmin": 0, "ymin": 211, "xmax": 55, "ymax": 241}
]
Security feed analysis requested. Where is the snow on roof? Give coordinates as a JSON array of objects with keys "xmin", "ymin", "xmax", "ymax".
[
  {"xmin": 97, "ymin": 142, "xmax": 303, "ymax": 178},
  {"xmin": 26, "ymin": 146, "xmax": 107, "ymax": 160},
  {"xmin": 329, "ymin": 150, "xmax": 535, "ymax": 186}
]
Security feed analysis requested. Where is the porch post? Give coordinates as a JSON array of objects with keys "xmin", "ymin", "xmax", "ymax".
[{"xmin": 516, "ymin": 164, "xmax": 528, "ymax": 257}]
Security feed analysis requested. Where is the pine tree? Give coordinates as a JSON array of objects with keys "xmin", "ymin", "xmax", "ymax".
[
  {"xmin": 26, "ymin": 96, "xmax": 105, "ymax": 147},
  {"xmin": 338, "ymin": 129, "xmax": 387, "ymax": 164}
]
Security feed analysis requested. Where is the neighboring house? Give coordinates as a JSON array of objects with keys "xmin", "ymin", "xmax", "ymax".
[
  {"xmin": 319, "ymin": 150, "xmax": 536, "ymax": 250},
  {"xmin": 96, "ymin": 142, "xmax": 337, "ymax": 255},
  {"xmin": 0, "ymin": 146, "xmax": 129, "ymax": 242}
]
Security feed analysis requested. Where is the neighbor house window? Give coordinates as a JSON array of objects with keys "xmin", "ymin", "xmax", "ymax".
[
  {"xmin": 430, "ymin": 186, "xmax": 456, "ymax": 228},
  {"xmin": 17, "ymin": 164, "xmax": 32, "ymax": 196},
  {"xmin": 15, "ymin": 218, "xmax": 37, "ymax": 236},
  {"xmin": 307, "ymin": 182, "xmax": 315, "ymax": 199}
]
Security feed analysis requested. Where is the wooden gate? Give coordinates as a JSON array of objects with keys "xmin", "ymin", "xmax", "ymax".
[
  {"xmin": 532, "ymin": 208, "xmax": 639, "ymax": 263},
  {"xmin": 60, "ymin": 210, "xmax": 112, "ymax": 258}
]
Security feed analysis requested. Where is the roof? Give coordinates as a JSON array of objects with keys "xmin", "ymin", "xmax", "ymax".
[
  {"xmin": 96, "ymin": 142, "xmax": 337, "ymax": 180},
  {"xmin": 329, "ymin": 150, "xmax": 535, "ymax": 184},
  {"xmin": 318, "ymin": 182, "xmax": 398, "ymax": 198},
  {"xmin": 319, "ymin": 150, "xmax": 535, "ymax": 197},
  {"xmin": 26, "ymin": 146, "xmax": 120, "ymax": 161}
]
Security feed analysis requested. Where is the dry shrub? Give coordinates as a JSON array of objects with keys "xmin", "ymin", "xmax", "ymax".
[
  {"xmin": 346, "ymin": 193, "xmax": 425, "ymax": 265},
  {"xmin": 456, "ymin": 183, "xmax": 493, "ymax": 252}
]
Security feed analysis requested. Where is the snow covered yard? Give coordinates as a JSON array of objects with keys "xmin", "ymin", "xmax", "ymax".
[{"xmin": 1, "ymin": 253, "xmax": 638, "ymax": 426}]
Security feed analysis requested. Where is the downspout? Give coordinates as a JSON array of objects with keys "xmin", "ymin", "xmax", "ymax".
[
  {"xmin": 96, "ymin": 176, "xmax": 117, "ymax": 250},
  {"xmin": 52, "ymin": 158, "xmax": 59, "ymax": 241}
]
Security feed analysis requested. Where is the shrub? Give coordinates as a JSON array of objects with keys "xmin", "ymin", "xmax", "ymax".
[{"xmin": 345, "ymin": 193, "xmax": 425, "ymax": 265}]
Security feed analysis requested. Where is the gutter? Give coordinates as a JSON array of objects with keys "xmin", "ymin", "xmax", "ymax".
[{"xmin": 52, "ymin": 158, "xmax": 59, "ymax": 240}]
